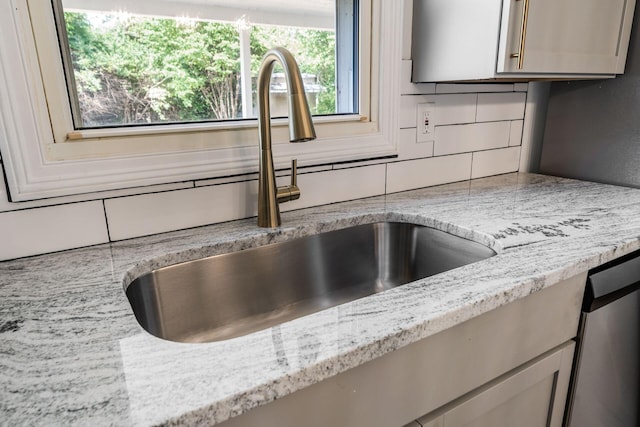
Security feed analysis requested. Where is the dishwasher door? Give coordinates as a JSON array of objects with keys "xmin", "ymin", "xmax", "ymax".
[{"xmin": 567, "ymin": 252, "xmax": 640, "ymax": 427}]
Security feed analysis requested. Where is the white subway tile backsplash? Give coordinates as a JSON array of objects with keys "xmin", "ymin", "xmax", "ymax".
[
  {"xmin": 434, "ymin": 122, "xmax": 510, "ymax": 156},
  {"xmin": 386, "ymin": 154, "xmax": 472, "ymax": 194},
  {"xmin": 398, "ymin": 128, "xmax": 434, "ymax": 160},
  {"xmin": 399, "ymin": 93, "xmax": 477, "ymax": 129},
  {"xmin": 436, "ymin": 83, "xmax": 514, "ymax": 94},
  {"xmin": 509, "ymin": 120, "xmax": 524, "ymax": 147},
  {"xmin": 105, "ymin": 165, "xmax": 387, "ymax": 240},
  {"xmin": 279, "ymin": 165, "xmax": 386, "ymax": 212},
  {"xmin": 435, "ymin": 94, "xmax": 478, "ymax": 126},
  {"xmin": 277, "ymin": 165, "xmax": 333, "ymax": 176},
  {"xmin": 399, "ymin": 95, "xmax": 430, "ymax": 128},
  {"xmin": 476, "ymin": 92, "xmax": 526, "ymax": 122},
  {"xmin": 471, "ymin": 147, "xmax": 521, "ymax": 179},
  {"xmin": 105, "ymin": 181, "xmax": 258, "ymax": 241},
  {"xmin": 0, "ymin": 164, "xmax": 193, "ymax": 212},
  {"xmin": 0, "ymin": 201, "xmax": 109, "ymax": 260},
  {"xmin": 193, "ymin": 165, "xmax": 333, "ymax": 187}
]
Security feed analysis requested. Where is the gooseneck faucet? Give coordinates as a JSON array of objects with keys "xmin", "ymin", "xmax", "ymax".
[{"xmin": 257, "ymin": 47, "xmax": 316, "ymax": 228}]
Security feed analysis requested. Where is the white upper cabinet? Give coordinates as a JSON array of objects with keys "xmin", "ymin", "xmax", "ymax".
[{"xmin": 412, "ymin": 0, "xmax": 637, "ymax": 82}]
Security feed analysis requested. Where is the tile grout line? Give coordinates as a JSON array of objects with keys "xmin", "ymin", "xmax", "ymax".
[
  {"xmin": 470, "ymin": 151, "xmax": 475, "ymax": 180},
  {"xmin": 102, "ymin": 200, "xmax": 113, "ymax": 242},
  {"xmin": 384, "ymin": 163, "xmax": 388, "ymax": 195}
]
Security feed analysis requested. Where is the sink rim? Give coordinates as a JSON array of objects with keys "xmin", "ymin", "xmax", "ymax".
[{"xmin": 121, "ymin": 215, "xmax": 501, "ymax": 294}]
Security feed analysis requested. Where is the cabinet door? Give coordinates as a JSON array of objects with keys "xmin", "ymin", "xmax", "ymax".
[
  {"xmin": 416, "ymin": 342, "xmax": 575, "ymax": 427},
  {"xmin": 497, "ymin": 0, "xmax": 635, "ymax": 75}
]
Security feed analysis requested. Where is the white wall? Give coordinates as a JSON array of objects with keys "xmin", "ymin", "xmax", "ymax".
[{"xmin": 0, "ymin": 3, "xmax": 530, "ymax": 260}]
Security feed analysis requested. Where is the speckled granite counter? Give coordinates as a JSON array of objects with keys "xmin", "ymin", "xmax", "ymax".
[{"xmin": 2, "ymin": 173, "xmax": 640, "ymax": 426}]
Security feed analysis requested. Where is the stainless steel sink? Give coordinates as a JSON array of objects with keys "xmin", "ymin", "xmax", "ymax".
[{"xmin": 126, "ymin": 222, "xmax": 496, "ymax": 343}]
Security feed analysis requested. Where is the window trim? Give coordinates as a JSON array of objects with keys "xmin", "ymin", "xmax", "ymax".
[
  {"xmin": 34, "ymin": 1, "xmax": 371, "ymax": 148},
  {"xmin": 0, "ymin": 0, "xmax": 402, "ymax": 201}
]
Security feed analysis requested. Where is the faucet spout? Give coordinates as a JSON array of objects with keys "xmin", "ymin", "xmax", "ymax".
[{"xmin": 257, "ymin": 47, "xmax": 316, "ymax": 228}]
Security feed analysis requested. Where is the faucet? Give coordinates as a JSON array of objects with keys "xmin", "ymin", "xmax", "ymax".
[{"xmin": 257, "ymin": 47, "xmax": 316, "ymax": 228}]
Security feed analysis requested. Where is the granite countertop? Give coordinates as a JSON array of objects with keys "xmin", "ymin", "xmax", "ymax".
[{"xmin": 2, "ymin": 173, "xmax": 640, "ymax": 426}]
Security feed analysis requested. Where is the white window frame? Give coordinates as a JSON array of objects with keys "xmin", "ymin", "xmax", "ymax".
[{"xmin": 0, "ymin": 0, "xmax": 402, "ymax": 201}]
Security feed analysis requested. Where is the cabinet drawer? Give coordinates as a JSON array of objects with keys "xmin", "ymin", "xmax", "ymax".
[{"xmin": 416, "ymin": 341, "xmax": 575, "ymax": 427}]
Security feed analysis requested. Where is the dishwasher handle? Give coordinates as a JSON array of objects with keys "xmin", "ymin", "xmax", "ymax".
[{"xmin": 585, "ymin": 251, "xmax": 640, "ymax": 312}]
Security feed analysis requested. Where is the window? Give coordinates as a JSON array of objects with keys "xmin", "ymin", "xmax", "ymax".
[
  {"xmin": 0, "ymin": 0, "xmax": 400, "ymax": 201},
  {"xmin": 39, "ymin": 0, "xmax": 363, "ymax": 148},
  {"xmin": 55, "ymin": 1, "xmax": 358, "ymax": 129}
]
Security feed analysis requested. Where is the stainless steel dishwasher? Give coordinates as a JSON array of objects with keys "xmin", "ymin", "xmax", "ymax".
[{"xmin": 566, "ymin": 250, "xmax": 640, "ymax": 427}]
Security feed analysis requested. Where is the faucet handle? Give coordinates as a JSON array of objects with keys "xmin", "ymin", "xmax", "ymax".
[{"xmin": 277, "ymin": 159, "xmax": 301, "ymax": 203}]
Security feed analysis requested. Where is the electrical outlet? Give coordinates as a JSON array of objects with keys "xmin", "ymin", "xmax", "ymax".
[{"xmin": 416, "ymin": 102, "xmax": 435, "ymax": 142}]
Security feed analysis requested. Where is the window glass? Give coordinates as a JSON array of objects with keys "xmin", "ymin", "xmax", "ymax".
[{"xmin": 56, "ymin": 0, "xmax": 357, "ymax": 129}]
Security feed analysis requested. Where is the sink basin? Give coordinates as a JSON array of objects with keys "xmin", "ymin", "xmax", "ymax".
[{"xmin": 125, "ymin": 222, "xmax": 496, "ymax": 343}]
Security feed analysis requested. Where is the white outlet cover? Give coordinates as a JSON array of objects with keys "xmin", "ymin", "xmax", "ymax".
[{"xmin": 417, "ymin": 102, "xmax": 435, "ymax": 142}]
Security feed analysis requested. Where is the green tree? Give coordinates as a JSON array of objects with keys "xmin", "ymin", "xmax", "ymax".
[
  {"xmin": 250, "ymin": 25, "xmax": 336, "ymax": 115},
  {"xmin": 298, "ymin": 29, "xmax": 336, "ymax": 115},
  {"xmin": 64, "ymin": 12, "xmax": 338, "ymax": 127}
]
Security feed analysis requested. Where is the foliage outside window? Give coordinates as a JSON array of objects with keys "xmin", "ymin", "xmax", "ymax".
[{"xmin": 62, "ymin": 11, "xmax": 342, "ymax": 129}]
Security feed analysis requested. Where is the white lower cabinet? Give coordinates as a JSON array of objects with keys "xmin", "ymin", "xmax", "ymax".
[
  {"xmin": 220, "ymin": 273, "xmax": 585, "ymax": 427},
  {"xmin": 415, "ymin": 342, "xmax": 575, "ymax": 427}
]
